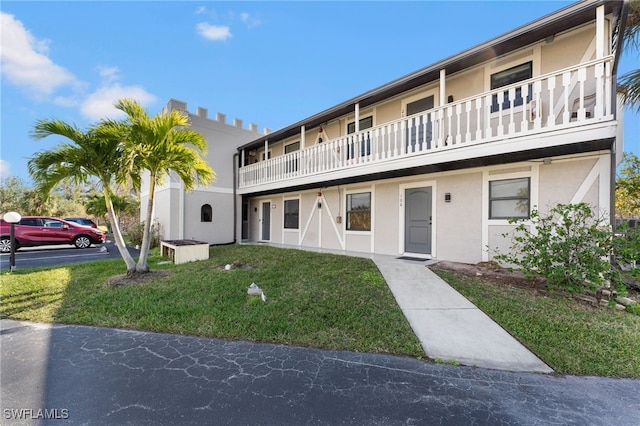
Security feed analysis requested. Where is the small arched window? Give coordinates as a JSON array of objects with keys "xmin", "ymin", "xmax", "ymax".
[{"xmin": 201, "ymin": 204, "xmax": 212, "ymax": 222}]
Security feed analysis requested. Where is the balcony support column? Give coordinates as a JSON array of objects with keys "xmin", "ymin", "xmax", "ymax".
[
  {"xmin": 355, "ymin": 103, "xmax": 360, "ymax": 132},
  {"xmin": 301, "ymin": 125, "xmax": 306, "ymax": 149},
  {"xmin": 439, "ymin": 69, "xmax": 446, "ymax": 106},
  {"xmin": 596, "ymin": 5, "xmax": 604, "ymax": 59}
]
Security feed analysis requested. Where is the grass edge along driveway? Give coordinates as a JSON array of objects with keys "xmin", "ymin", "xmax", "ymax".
[
  {"xmin": 3, "ymin": 244, "xmax": 640, "ymax": 377},
  {"xmin": 0, "ymin": 245, "xmax": 424, "ymax": 358}
]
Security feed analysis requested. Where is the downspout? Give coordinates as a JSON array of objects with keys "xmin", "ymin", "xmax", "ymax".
[
  {"xmin": 233, "ymin": 152, "xmax": 239, "ymax": 243},
  {"xmin": 610, "ymin": 0, "xmax": 630, "ymax": 229}
]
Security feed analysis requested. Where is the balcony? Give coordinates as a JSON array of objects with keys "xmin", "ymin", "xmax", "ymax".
[{"xmin": 238, "ymin": 56, "xmax": 616, "ymax": 194}]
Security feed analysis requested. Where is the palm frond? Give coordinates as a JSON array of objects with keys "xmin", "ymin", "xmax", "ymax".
[{"xmin": 619, "ymin": 69, "xmax": 640, "ymax": 112}]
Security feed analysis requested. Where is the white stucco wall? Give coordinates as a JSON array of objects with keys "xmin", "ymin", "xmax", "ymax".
[{"xmin": 245, "ymin": 153, "xmax": 613, "ymax": 264}]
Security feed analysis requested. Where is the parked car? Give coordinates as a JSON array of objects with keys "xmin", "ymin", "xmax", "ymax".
[
  {"xmin": 64, "ymin": 217, "xmax": 109, "ymax": 233},
  {"xmin": 0, "ymin": 216, "xmax": 106, "ymax": 253}
]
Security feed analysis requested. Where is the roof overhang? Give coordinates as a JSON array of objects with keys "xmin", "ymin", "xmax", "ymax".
[{"xmin": 238, "ymin": 0, "xmax": 625, "ymax": 152}]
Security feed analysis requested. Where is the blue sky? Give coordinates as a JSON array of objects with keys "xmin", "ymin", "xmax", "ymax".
[{"xmin": 1, "ymin": 1, "xmax": 638, "ymax": 183}]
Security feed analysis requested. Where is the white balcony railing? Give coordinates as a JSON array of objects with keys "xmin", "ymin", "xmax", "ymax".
[{"xmin": 239, "ymin": 56, "xmax": 614, "ymax": 189}]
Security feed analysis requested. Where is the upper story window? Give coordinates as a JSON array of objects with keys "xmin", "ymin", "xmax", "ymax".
[
  {"xmin": 285, "ymin": 141, "xmax": 300, "ymax": 154},
  {"xmin": 347, "ymin": 116, "xmax": 373, "ymax": 134},
  {"xmin": 406, "ymin": 95, "xmax": 434, "ymax": 116},
  {"xmin": 491, "ymin": 61, "xmax": 532, "ymax": 112},
  {"xmin": 406, "ymin": 95, "xmax": 435, "ymax": 149},
  {"xmin": 346, "ymin": 192, "xmax": 371, "ymax": 231},
  {"xmin": 284, "ymin": 199, "xmax": 300, "ymax": 229},
  {"xmin": 489, "ymin": 177, "xmax": 530, "ymax": 219},
  {"xmin": 201, "ymin": 204, "xmax": 212, "ymax": 222}
]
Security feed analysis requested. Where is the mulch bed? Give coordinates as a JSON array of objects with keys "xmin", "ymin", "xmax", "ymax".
[{"xmin": 429, "ymin": 260, "xmax": 640, "ymax": 305}]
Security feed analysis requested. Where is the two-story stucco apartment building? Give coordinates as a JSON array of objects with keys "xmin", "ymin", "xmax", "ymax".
[{"xmin": 147, "ymin": 0, "xmax": 630, "ymax": 264}]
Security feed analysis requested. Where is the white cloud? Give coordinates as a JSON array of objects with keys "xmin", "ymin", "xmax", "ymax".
[
  {"xmin": 196, "ymin": 22, "xmax": 232, "ymax": 41},
  {"xmin": 1, "ymin": 13, "xmax": 157, "ymax": 122},
  {"xmin": 241, "ymin": 12, "xmax": 261, "ymax": 29},
  {"xmin": 0, "ymin": 12, "xmax": 77, "ymax": 100},
  {"xmin": 0, "ymin": 160, "xmax": 12, "ymax": 180},
  {"xmin": 81, "ymin": 84, "xmax": 156, "ymax": 121},
  {"xmin": 195, "ymin": 6, "xmax": 207, "ymax": 15},
  {"xmin": 97, "ymin": 66, "xmax": 121, "ymax": 84}
]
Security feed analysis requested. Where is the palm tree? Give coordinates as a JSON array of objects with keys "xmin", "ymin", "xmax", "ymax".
[
  {"xmin": 28, "ymin": 120, "xmax": 138, "ymax": 274},
  {"xmin": 114, "ymin": 98, "xmax": 215, "ymax": 273},
  {"xmin": 619, "ymin": 0, "xmax": 640, "ymax": 111}
]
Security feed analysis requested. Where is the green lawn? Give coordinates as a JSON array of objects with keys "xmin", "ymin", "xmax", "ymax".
[
  {"xmin": 433, "ymin": 269, "xmax": 640, "ymax": 377},
  {"xmin": 0, "ymin": 245, "xmax": 424, "ymax": 357},
  {"xmin": 3, "ymin": 245, "xmax": 640, "ymax": 377}
]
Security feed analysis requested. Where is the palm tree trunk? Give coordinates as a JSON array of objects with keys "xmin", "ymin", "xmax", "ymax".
[
  {"xmin": 104, "ymin": 188, "xmax": 137, "ymax": 274},
  {"xmin": 136, "ymin": 173, "xmax": 155, "ymax": 273}
]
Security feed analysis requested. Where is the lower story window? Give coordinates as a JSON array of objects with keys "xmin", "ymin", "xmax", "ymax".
[
  {"xmin": 201, "ymin": 204, "xmax": 212, "ymax": 222},
  {"xmin": 346, "ymin": 192, "xmax": 371, "ymax": 231},
  {"xmin": 284, "ymin": 199, "xmax": 299, "ymax": 229},
  {"xmin": 489, "ymin": 177, "xmax": 530, "ymax": 219}
]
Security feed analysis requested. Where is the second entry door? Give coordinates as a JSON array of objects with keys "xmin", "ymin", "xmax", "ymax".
[
  {"xmin": 261, "ymin": 202, "xmax": 271, "ymax": 241},
  {"xmin": 404, "ymin": 187, "xmax": 432, "ymax": 254}
]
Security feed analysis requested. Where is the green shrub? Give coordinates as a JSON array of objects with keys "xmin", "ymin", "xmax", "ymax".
[
  {"xmin": 613, "ymin": 222, "xmax": 640, "ymax": 274},
  {"xmin": 127, "ymin": 221, "xmax": 162, "ymax": 249},
  {"xmin": 494, "ymin": 203, "xmax": 615, "ymax": 293}
]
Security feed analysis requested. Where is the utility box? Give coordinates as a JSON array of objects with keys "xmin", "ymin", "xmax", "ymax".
[{"xmin": 160, "ymin": 240, "xmax": 209, "ymax": 264}]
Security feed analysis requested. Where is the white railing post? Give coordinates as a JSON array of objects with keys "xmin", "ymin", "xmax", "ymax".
[
  {"xmin": 475, "ymin": 97, "xmax": 483, "ymax": 141},
  {"xmin": 392, "ymin": 122, "xmax": 398, "ymax": 157},
  {"xmin": 508, "ymin": 87, "xmax": 516, "ymax": 135},
  {"xmin": 455, "ymin": 103, "xmax": 462, "ymax": 144},
  {"xmin": 464, "ymin": 101, "xmax": 472, "ymax": 143},
  {"xmin": 546, "ymin": 76, "xmax": 555, "ymax": 127},
  {"xmin": 532, "ymin": 80, "xmax": 542, "ymax": 130},
  {"xmin": 562, "ymin": 71, "xmax": 571, "ymax": 125},
  {"xmin": 605, "ymin": 60, "xmax": 612, "ymax": 117},
  {"xmin": 436, "ymin": 109, "xmax": 444, "ymax": 148},
  {"xmin": 401, "ymin": 119, "xmax": 408, "ymax": 155},
  {"xmin": 484, "ymin": 95, "xmax": 492, "ymax": 140},
  {"xmin": 595, "ymin": 62, "xmax": 604, "ymax": 119},
  {"xmin": 446, "ymin": 106, "xmax": 453, "ymax": 146},
  {"xmin": 520, "ymin": 84, "xmax": 529, "ymax": 132},
  {"xmin": 577, "ymin": 66, "xmax": 587, "ymax": 121},
  {"xmin": 497, "ymin": 95, "xmax": 504, "ymax": 138}
]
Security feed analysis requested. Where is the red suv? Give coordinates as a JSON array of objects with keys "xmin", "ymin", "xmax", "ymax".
[{"xmin": 0, "ymin": 216, "xmax": 106, "ymax": 253}]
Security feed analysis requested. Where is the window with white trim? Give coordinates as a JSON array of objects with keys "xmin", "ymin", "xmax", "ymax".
[
  {"xmin": 284, "ymin": 142, "xmax": 300, "ymax": 173},
  {"xmin": 346, "ymin": 192, "xmax": 371, "ymax": 231},
  {"xmin": 489, "ymin": 177, "xmax": 530, "ymax": 219},
  {"xmin": 347, "ymin": 116, "xmax": 373, "ymax": 134},
  {"xmin": 490, "ymin": 61, "xmax": 532, "ymax": 112},
  {"xmin": 284, "ymin": 142, "xmax": 300, "ymax": 153},
  {"xmin": 284, "ymin": 199, "xmax": 299, "ymax": 229},
  {"xmin": 347, "ymin": 116, "xmax": 373, "ymax": 159}
]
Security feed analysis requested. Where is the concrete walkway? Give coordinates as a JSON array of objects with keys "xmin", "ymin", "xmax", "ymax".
[
  {"xmin": 373, "ymin": 255, "xmax": 552, "ymax": 373},
  {"xmin": 259, "ymin": 244, "xmax": 552, "ymax": 373}
]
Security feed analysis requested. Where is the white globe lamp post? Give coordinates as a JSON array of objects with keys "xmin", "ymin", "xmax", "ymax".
[{"xmin": 3, "ymin": 212, "xmax": 21, "ymax": 272}]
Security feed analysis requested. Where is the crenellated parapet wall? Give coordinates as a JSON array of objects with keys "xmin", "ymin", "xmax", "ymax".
[{"xmin": 166, "ymin": 99, "xmax": 270, "ymax": 134}]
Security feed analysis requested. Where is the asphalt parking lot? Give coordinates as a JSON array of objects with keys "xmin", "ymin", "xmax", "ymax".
[{"xmin": 0, "ymin": 239, "xmax": 140, "ymax": 270}]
